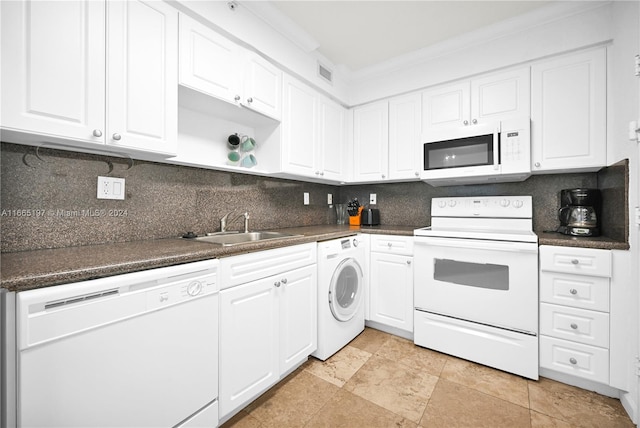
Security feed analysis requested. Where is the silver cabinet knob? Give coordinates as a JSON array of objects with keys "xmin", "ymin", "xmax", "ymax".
[
  {"xmin": 570, "ymin": 288, "xmax": 578, "ymax": 295},
  {"xmin": 570, "ymin": 323, "xmax": 578, "ymax": 330},
  {"xmin": 534, "ymin": 162, "xmax": 541, "ymax": 168},
  {"xmin": 387, "ymin": 242, "xmax": 392, "ymax": 248},
  {"xmin": 472, "ymin": 119, "xmax": 478, "ymax": 124},
  {"xmin": 406, "ymin": 260, "xmax": 412, "ymax": 265},
  {"xmin": 320, "ymin": 172, "xmax": 324, "ymax": 176},
  {"xmin": 112, "ymin": 133, "xmax": 122, "ymax": 141},
  {"xmin": 414, "ymin": 171, "xmax": 419, "ymax": 177},
  {"xmin": 281, "ymin": 278, "xmax": 288, "ymax": 284},
  {"xmin": 315, "ymin": 171, "xmax": 320, "ymax": 175},
  {"xmin": 381, "ymin": 174, "xmax": 386, "ymax": 179},
  {"xmin": 274, "ymin": 281, "xmax": 281, "ymax": 287},
  {"xmin": 247, "ymin": 97, "xmax": 253, "ymax": 103},
  {"xmin": 569, "ymin": 357, "xmax": 578, "ymax": 365},
  {"xmin": 571, "ymin": 259, "xmax": 579, "ymax": 265},
  {"xmin": 234, "ymin": 95, "xmax": 241, "ymax": 101},
  {"xmin": 92, "ymin": 129, "xmax": 103, "ymax": 137},
  {"xmin": 463, "ymin": 120, "xmax": 469, "ymax": 125}
]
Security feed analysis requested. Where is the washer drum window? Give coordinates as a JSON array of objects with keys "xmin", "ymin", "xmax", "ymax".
[{"xmin": 329, "ymin": 258, "xmax": 363, "ymax": 322}]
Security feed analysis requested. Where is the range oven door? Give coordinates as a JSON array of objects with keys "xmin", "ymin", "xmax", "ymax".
[{"xmin": 414, "ymin": 236, "xmax": 538, "ymax": 334}]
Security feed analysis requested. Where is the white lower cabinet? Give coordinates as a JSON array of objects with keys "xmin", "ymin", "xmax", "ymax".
[
  {"xmin": 368, "ymin": 235, "xmax": 414, "ymax": 334},
  {"xmin": 539, "ymin": 245, "xmax": 611, "ymax": 385},
  {"xmin": 219, "ymin": 244, "xmax": 317, "ymax": 421}
]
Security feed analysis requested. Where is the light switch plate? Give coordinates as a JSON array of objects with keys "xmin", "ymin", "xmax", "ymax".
[
  {"xmin": 327, "ymin": 193, "xmax": 333, "ymax": 205},
  {"xmin": 97, "ymin": 176, "xmax": 125, "ymax": 200},
  {"xmin": 303, "ymin": 192, "xmax": 309, "ymax": 205},
  {"xmin": 370, "ymin": 193, "xmax": 377, "ymax": 205}
]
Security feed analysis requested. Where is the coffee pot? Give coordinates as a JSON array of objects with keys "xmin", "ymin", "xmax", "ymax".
[{"xmin": 557, "ymin": 188, "xmax": 600, "ymax": 237}]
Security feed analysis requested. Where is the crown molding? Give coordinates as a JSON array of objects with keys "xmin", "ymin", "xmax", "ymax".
[
  {"xmin": 237, "ymin": 0, "xmax": 320, "ymax": 53},
  {"xmin": 345, "ymin": 1, "xmax": 612, "ymax": 83}
]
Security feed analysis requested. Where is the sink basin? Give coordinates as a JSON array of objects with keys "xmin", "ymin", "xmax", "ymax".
[{"xmin": 191, "ymin": 231, "xmax": 301, "ymax": 246}]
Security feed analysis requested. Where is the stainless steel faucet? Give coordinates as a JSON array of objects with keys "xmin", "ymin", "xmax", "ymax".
[{"xmin": 220, "ymin": 211, "xmax": 250, "ymax": 233}]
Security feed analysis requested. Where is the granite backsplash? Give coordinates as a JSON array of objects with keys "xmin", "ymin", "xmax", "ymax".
[{"xmin": 0, "ymin": 143, "xmax": 628, "ymax": 252}]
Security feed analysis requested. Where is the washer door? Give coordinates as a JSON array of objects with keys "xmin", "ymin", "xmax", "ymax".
[{"xmin": 329, "ymin": 258, "xmax": 363, "ymax": 322}]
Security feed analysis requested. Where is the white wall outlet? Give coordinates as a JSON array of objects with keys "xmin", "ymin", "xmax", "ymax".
[
  {"xmin": 369, "ymin": 193, "xmax": 377, "ymax": 205},
  {"xmin": 327, "ymin": 193, "xmax": 333, "ymax": 205},
  {"xmin": 97, "ymin": 176, "xmax": 125, "ymax": 200},
  {"xmin": 303, "ymin": 192, "xmax": 310, "ymax": 205}
]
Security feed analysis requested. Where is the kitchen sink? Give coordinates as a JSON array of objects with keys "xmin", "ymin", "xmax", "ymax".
[{"xmin": 190, "ymin": 231, "xmax": 302, "ymax": 246}]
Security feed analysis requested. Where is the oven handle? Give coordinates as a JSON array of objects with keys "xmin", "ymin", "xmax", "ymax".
[{"xmin": 414, "ymin": 236, "xmax": 538, "ymax": 253}]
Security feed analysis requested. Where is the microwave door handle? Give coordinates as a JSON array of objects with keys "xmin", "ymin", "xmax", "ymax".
[{"xmin": 493, "ymin": 127, "xmax": 500, "ymax": 170}]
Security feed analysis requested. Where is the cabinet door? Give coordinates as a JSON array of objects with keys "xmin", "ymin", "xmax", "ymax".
[
  {"xmin": 422, "ymin": 81, "xmax": 470, "ymax": 129},
  {"xmin": 281, "ymin": 75, "xmax": 318, "ymax": 177},
  {"xmin": 318, "ymin": 96, "xmax": 346, "ymax": 180},
  {"xmin": 243, "ymin": 53, "xmax": 282, "ymax": 120},
  {"xmin": 369, "ymin": 252, "xmax": 413, "ymax": 332},
  {"xmin": 219, "ymin": 278, "xmax": 279, "ymax": 419},
  {"xmin": 471, "ymin": 67, "xmax": 530, "ymax": 124},
  {"xmin": 353, "ymin": 101, "xmax": 389, "ymax": 181},
  {"xmin": 0, "ymin": 0, "xmax": 105, "ymax": 144},
  {"xmin": 107, "ymin": 0, "xmax": 178, "ymax": 155},
  {"xmin": 178, "ymin": 13, "xmax": 241, "ymax": 104},
  {"xmin": 531, "ymin": 48, "xmax": 606, "ymax": 172},
  {"xmin": 389, "ymin": 93, "xmax": 422, "ymax": 180},
  {"xmin": 279, "ymin": 265, "xmax": 317, "ymax": 374}
]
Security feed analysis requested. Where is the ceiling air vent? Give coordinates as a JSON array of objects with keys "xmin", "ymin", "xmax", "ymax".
[{"xmin": 318, "ymin": 62, "xmax": 333, "ymax": 85}]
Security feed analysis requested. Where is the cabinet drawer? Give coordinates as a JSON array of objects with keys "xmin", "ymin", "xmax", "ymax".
[
  {"xmin": 370, "ymin": 235, "xmax": 414, "ymax": 255},
  {"xmin": 540, "ymin": 335, "xmax": 609, "ymax": 384},
  {"xmin": 539, "ymin": 246, "xmax": 611, "ymax": 277},
  {"xmin": 540, "ymin": 271, "xmax": 609, "ymax": 312},
  {"xmin": 540, "ymin": 303, "xmax": 609, "ymax": 348},
  {"xmin": 219, "ymin": 243, "xmax": 316, "ymax": 289}
]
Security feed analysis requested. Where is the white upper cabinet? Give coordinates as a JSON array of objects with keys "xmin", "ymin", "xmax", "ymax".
[
  {"xmin": 281, "ymin": 75, "xmax": 345, "ymax": 180},
  {"xmin": 281, "ymin": 75, "xmax": 318, "ymax": 177},
  {"xmin": 243, "ymin": 52, "xmax": 282, "ymax": 120},
  {"xmin": 107, "ymin": 0, "xmax": 178, "ymax": 155},
  {"xmin": 317, "ymin": 96, "xmax": 346, "ymax": 181},
  {"xmin": 1, "ymin": 0, "xmax": 178, "ymax": 156},
  {"xmin": 352, "ymin": 101, "xmax": 389, "ymax": 182},
  {"xmin": 1, "ymin": 0, "xmax": 106, "ymax": 145},
  {"xmin": 422, "ymin": 81, "xmax": 470, "ymax": 129},
  {"xmin": 179, "ymin": 14, "xmax": 240, "ymax": 104},
  {"xmin": 388, "ymin": 93, "xmax": 422, "ymax": 180},
  {"xmin": 422, "ymin": 67, "xmax": 530, "ymax": 130},
  {"xmin": 531, "ymin": 48, "xmax": 606, "ymax": 173},
  {"xmin": 178, "ymin": 14, "xmax": 281, "ymax": 121}
]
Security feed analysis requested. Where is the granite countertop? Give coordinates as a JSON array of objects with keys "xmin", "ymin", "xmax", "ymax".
[
  {"xmin": 1, "ymin": 224, "xmax": 626, "ymax": 293},
  {"xmin": 537, "ymin": 231, "xmax": 629, "ymax": 250},
  {"xmin": 0, "ymin": 225, "xmax": 417, "ymax": 293}
]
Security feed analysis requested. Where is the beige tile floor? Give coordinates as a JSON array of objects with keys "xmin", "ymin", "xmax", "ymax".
[{"xmin": 222, "ymin": 328, "xmax": 635, "ymax": 428}]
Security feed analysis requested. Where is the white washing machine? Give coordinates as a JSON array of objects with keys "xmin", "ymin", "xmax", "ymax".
[{"xmin": 312, "ymin": 235, "xmax": 366, "ymax": 361}]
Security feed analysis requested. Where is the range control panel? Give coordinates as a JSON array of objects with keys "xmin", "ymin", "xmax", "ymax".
[{"xmin": 431, "ymin": 196, "xmax": 533, "ymax": 218}]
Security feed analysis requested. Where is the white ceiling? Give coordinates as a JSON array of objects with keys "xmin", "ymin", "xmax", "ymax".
[{"xmin": 269, "ymin": 1, "xmax": 555, "ymax": 72}]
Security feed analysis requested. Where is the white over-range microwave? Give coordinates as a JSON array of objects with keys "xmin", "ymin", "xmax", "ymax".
[{"xmin": 420, "ymin": 117, "xmax": 531, "ymax": 187}]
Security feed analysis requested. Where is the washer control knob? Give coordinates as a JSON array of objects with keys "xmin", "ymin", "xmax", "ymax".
[
  {"xmin": 513, "ymin": 200, "xmax": 524, "ymax": 208},
  {"xmin": 352, "ymin": 239, "xmax": 359, "ymax": 247},
  {"xmin": 438, "ymin": 200, "xmax": 447, "ymax": 208},
  {"xmin": 500, "ymin": 199, "xmax": 510, "ymax": 207},
  {"xmin": 448, "ymin": 200, "xmax": 456, "ymax": 207}
]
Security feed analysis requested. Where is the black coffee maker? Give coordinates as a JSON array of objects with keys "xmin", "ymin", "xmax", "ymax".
[{"xmin": 557, "ymin": 188, "xmax": 601, "ymax": 237}]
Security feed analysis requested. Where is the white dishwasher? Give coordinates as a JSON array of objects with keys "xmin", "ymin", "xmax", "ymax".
[{"xmin": 14, "ymin": 259, "xmax": 219, "ymax": 428}]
